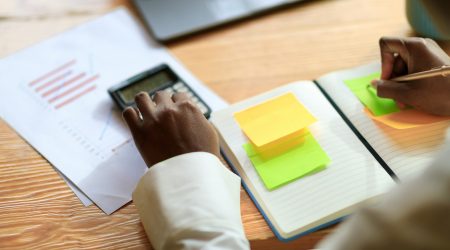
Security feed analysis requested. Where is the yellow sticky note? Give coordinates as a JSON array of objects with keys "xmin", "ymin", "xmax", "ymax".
[
  {"xmin": 234, "ymin": 93, "xmax": 316, "ymax": 148},
  {"xmin": 364, "ymin": 108, "xmax": 450, "ymax": 129},
  {"xmin": 253, "ymin": 129, "xmax": 307, "ymax": 159}
]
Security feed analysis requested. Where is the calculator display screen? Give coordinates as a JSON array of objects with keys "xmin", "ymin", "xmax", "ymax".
[{"xmin": 118, "ymin": 70, "xmax": 175, "ymax": 103}]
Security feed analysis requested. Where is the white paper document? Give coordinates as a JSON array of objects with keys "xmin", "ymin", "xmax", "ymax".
[{"xmin": 0, "ymin": 8, "xmax": 228, "ymax": 214}]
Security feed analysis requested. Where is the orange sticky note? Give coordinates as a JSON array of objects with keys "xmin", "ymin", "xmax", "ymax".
[
  {"xmin": 364, "ymin": 108, "xmax": 449, "ymax": 129},
  {"xmin": 234, "ymin": 93, "xmax": 316, "ymax": 148}
]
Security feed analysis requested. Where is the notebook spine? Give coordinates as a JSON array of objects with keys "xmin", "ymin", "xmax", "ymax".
[{"xmin": 313, "ymin": 80, "xmax": 398, "ymax": 181}]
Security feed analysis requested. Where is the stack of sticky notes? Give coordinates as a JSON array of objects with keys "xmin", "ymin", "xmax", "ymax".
[
  {"xmin": 234, "ymin": 93, "xmax": 330, "ymax": 190},
  {"xmin": 344, "ymin": 73, "xmax": 449, "ymax": 129},
  {"xmin": 344, "ymin": 73, "xmax": 400, "ymax": 116}
]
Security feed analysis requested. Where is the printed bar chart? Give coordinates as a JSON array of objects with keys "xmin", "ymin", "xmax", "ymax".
[{"xmin": 28, "ymin": 59, "xmax": 100, "ymax": 109}]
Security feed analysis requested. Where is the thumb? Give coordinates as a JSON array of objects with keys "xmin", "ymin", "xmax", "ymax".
[{"xmin": 371, "ymin": 79, "xmax": 415, "ymax": 104}]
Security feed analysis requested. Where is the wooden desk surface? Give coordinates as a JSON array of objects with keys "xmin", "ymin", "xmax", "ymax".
[{"xmin": 1, "ymin": 0, "xmax": 447, "ymax": 249}]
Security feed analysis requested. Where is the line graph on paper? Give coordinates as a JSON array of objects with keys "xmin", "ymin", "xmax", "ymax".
[{"xmin": 28, "ymin": 59, "xmax": 99, "ymax": 109}]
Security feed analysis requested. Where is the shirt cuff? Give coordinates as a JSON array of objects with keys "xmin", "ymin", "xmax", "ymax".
[{"xmin": 132, "ymin": 152, "xmax": 244, "ymax": 250}]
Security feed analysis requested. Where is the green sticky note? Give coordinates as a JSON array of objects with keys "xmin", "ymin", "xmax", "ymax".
[
  {"xmin": 243, "ymin": 132, "xmax": 330, "ymax": 190},
  {"xmin": 344, "ymin": 73, "xmax": 400, "ymax": 116}
]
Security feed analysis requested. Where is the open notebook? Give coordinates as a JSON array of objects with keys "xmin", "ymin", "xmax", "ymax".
[{"xmin": 210, "ymin": 62, "xmax": 450, "ymax": 241}]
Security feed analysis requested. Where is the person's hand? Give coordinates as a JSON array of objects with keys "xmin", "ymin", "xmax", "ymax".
[
  {"xmin": 372, "ymin": 37, "xmax": 450, "ymax": 115},
  {"xmin": 122, "ymin": 91, "xmax": 220, "ymax": 167}
]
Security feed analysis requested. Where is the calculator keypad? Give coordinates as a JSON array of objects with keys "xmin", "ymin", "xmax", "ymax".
[{"xmin": 154, "ymin": 81, "xmax": 211, "ymax": 118}]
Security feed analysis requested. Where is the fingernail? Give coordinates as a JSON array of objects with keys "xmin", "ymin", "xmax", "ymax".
[{"xmin": 371, "ymin": 79, "xmax": 381, "ymax": 89}]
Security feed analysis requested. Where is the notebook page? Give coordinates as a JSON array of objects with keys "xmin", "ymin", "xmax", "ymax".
[
  {"xmin": 316, "ymin": 62, "xmax": 450, "ymax": 181},
  {"xmin": 211, "ymin": 82, "xmax": 394, "ymax": 238}
]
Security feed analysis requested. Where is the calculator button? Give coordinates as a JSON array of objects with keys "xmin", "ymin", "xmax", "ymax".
[
  {"xmin": 165, "ymin": 88, "xmax": 175, "ymax": 94},
  {"xmin": 191, "ymin": 96, "xmax": 199, "ymax": 103},
  {"xmin": 197, "ymin": 103, "xmax": 208, "ymax": 114},
  {"xmin": 184, "ymin": 91, "xmax": 194, "ymax": 98},
  {"xmin": 176, "ymin": 86, "xmax": 189, "ymax": 93},
  {"xmin": 173, "ymin": 82, "xmax": 184, "ymax": 90}
]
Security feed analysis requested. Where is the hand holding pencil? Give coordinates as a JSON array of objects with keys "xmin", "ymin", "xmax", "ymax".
[{"xmin": 371, "ymin": 37, "xmax": 450, "ymax": 116}]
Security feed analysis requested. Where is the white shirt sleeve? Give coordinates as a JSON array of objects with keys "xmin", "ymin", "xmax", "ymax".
[
  {"xmin": 132, "ymin": 152, "xmax": 250, "ymax": 250},
  {"xmin": 317, "ymin": 141, "xmax": 450, "ymax": 250}
]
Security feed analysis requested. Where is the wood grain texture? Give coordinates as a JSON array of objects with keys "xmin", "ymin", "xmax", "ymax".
[{"xmin": 0, "ymin": 0, "xmax": 448, "ymax": 249}]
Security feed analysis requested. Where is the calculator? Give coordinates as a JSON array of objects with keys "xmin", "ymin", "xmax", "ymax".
[{"xmin": 108, "ymin": 64, "xmax": 211, "ymax": 118}]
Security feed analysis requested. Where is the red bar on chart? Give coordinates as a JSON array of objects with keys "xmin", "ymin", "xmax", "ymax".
[
  {"xmin": 49, "ymin": 75, "xmax": 99, "ymax": 103},
  {"xmin": 29, "ymin": 59, "xmax": 76, "ymax": 87},
  {"xmin": 42, "ymin": 72, "xmax": 86, "ymax": 98},
  {"xmin": 55, "ymin": 85, "xmax": 97, "ymax": 109}
]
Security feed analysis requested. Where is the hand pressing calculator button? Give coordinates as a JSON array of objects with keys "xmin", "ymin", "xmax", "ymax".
[{"xmin": 108, "ymin": 64, "xmax": 212, "ymax": 118}]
